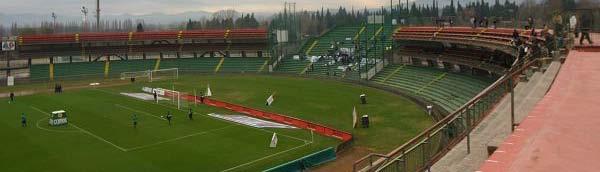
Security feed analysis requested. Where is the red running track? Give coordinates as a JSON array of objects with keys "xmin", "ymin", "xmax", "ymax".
[{"xmin": 479, "ymin": 50, "xmax": 600, "ymax": 172}]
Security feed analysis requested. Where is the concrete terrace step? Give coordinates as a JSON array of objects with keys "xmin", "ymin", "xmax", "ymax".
[{"xmin": 430, "ymin": 61, "xmax": 562, "ymax": 172}]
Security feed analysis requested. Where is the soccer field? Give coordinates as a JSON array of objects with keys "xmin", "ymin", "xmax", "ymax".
[{"xmin": 0, "ymin": 75, "xmax": 432, "ymax": 171}]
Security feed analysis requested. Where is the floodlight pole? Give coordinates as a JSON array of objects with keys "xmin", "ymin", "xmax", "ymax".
[
  {"xmin": 52, "ymin": 12, "xmax": 57, "ymax": 32},
  {"xmin": 82, "ymin": 6, "xmax": 88, "ymax": 32},
  {"xmin": 510, "ymin": 78, "xmax": 516, "ymax": 132},
  {"xmin": 96, "ymin": 0, "xmax": 101, "ymax": 31}
]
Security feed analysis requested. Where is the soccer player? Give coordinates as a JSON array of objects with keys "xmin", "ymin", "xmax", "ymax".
[
  {"xmin": 21, "ymin": 113, "xmax": 26, "ymax": 127},
  {"xmin": 132, "ymin": 114, "xmax": 138, "ymax": 128},
  {"xmin": 188, "ymin": 108, "xmax": 193, "ymax": 120},
  {"xmin": 9, "ymin": 92, "xmax": 15, "ymax": 103},
  {"xmin": 153, "ymin": 91, "xmax": 158, "ymax": 103},
  {"xmin": 166, "ymin": 112, "xmax": 173, "ymax": 125}
]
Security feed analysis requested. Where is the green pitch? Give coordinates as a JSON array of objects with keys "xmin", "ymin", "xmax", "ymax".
[{"xmin": 0, "ymin": 75, "xmax": 432, "ymax": 171}]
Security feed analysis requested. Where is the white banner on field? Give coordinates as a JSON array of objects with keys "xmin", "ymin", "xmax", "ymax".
[
  {"xmin": 7, "ymin": 76, "xmax": 14, "ymax": 86},
  {"xmin": 208, "ymin": 113, "xmax": 296, "ymax": 129},
  {"xmin": 142, "ymin": 87, "xmax": 166, "ymax": 96},
  {"xmin": 121, "ymin": 93, "xmax": 168, "ymax": 101}
]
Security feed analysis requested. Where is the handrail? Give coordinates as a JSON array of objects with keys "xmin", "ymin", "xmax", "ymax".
[
  {"xmin": 19, "ymin": 29, "xmax": 268, "ymax": 45},
  {"xmin": 353, "ymin": 57, "xmax": 540, "ymax": 172}
]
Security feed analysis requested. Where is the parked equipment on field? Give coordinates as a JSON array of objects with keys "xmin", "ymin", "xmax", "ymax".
[
  {"xmin": 49, "ymin": 110, "xmax": 68, "ymax": 126},
  {"xmin": 361, "ymin": 115, "xmax": 369, "ymax": 128}
]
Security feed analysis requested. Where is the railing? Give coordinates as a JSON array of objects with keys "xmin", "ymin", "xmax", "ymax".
[
  {"xmin": 18, "ymin": 29, "xmax": 268, "ymax": 45},
  {"xmin": 353, "ymin": 58, "xmax": 540, "ymax": 172}
]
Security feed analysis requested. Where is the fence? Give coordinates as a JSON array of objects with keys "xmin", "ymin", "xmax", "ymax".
[
  {"xmin": 265, "ymin": 147, "xmax": 337, "ymax": 172},
  {"xmin": 353, "ymin": 58, "xmax": 540, "ymax": 172}
]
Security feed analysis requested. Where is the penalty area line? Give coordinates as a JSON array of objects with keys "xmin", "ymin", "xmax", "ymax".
[
  {"xmin": 35, "ymin": 117, "xmax": 80, "ymax": 133},
  {"xmin": 115, "ymin": 104, "xmax": 166, "ymax": 121},
  {"xmin": 30, "ymin": 106, "xmax": 128, "ymax": 152},
  {"xmin": 125, "ymin": 125, "xmax": 235, "ymax": 152},
  {"xmin": 94, "ymin": 88, "xmax": 311, "ymax": 143},
  {"xmin": 221, "ymin": 142, "xmax": 312, "ymax": 172}
]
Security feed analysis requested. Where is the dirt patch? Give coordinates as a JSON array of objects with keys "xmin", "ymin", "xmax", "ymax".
[
  {"xmin": 0, "ymin": 79, "xmax": 132, "ymax": 98},
  {"xmin": 313, "ymin": 146, "xmax": 374, "ymax": 172}
]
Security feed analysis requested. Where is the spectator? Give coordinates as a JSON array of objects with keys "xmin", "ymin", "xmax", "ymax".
[
  {"xmin": 580, "ymin": 13, "xmax": 594, "ymax": 45},
  {"xmin": 471, "ymin": 16, "xmax": 477, "ymax": 28},
  {"xmin": 484, "ymin": 17, "xmax": 489, "ymax": 28},
  {"xmin": 527, "ymin": 16, "xmax": 535, "ymax": 29},
  {"xmin": 492, "ymin": 18, "xmax": 499, "ymax": 29},
  {"xmin": 542, "ymin": 27, "xmax": 555, "ymax": 56},
  {"xmin": 512, "ymin": 29, "xmax": 521, "ymax": 46},
  {"xmin": 553, "ymin": 13, "xmax": 564, "ymax": 38},
  {"xmin": 479, "ymin": 17, "xmax": 486, "ymax": 27},
  {"xmin": 530, "ymin": 28, "xmax": 538, "ymax": 45},
  {"xmin": 570, "ymin": 14, "xmax": 578, "ymax": 37}
]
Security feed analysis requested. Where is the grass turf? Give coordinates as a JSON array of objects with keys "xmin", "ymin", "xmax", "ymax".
[{"xmin": 0, "ymin": 74, "xmax": 432, "ymax": 171}]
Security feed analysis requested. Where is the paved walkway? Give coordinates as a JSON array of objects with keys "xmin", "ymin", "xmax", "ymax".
[
  {"xmin": 431, "ymin": 60, "xmax": 562, "ymax": 172},
  {"xmin": 480, "ymin": 50, "xmax": 600, "ymax": 172}
]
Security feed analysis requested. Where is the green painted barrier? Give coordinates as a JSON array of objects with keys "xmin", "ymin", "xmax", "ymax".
[{"xmin": 264, "ymin": 147, "xmax": 336, "ymax": 172}]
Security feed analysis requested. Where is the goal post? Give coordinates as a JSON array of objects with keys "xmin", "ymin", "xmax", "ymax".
[{"xmin": 162, "ymin": 88, "xmax": 181, "ymax": 110}]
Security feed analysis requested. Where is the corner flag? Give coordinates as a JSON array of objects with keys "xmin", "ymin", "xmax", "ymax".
[
  {"xmin": 270, "ymin": 133, "xmax": 278, "ymax": 148},
  {"xmin": 352, "ymin": 106, "xmax": 358, "ymax": 128},
  {"xmin": 206, "ymin": 84, "xmax": 212, "ymax": 97},
  {"xmin": 266, "ymin": 94, "xmax": 275, "ymax": 106}
]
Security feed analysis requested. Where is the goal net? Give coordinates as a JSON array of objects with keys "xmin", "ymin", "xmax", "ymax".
[
  {"xmin": 162, "ymin": 89, "xmax": 182, "ymax": 110},
  {"xmin": 145, "ymin": 87, "xmax": 183, "ymax": 110},
  {"xmin": 120, "ymin": 68, "xmax": 179, "ymax": 82},
  {"xmin": 120, "ymin": 70, "xmax": 151, "ymax": 80},
  {"xmin": 150, "ymin": 68, "xmax": 179, "ymax": 82}
]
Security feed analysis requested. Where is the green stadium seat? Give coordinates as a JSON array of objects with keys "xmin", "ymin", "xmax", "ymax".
[{"xmin": 372, "ymin": 65, "xmax": 494, "ymax": 112}]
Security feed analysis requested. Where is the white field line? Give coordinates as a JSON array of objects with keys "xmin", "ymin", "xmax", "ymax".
[
  {"xmin": 221, "ymin": 142, "xmax": 312, "ymax": 172},
  {"xmin": 94, "ymin": 88, "xmax": 311, "ymax": 143},
  {"xmin": 30, "ymin": 106, "xmax": 128, "ymax": 152},
  {"xmin": 115, "ymin": 104, "xmax": 166, "ymax": 121},
  {"xmin": 126, "ymin": 125, "xmax": 235, "ymax": 152},
  {"xmin": 35, "ymin": 117, "xmax": 81, "ymax": 133}
]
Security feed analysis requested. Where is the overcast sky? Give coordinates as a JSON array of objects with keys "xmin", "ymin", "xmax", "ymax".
[{"xmin": 0, "ymin": 0, "xmax": 398, "ymax": 15}]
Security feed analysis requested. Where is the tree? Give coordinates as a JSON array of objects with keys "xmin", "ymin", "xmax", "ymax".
[
  {"xmin": 186, "ymin": 19, "xmax": 193, "ymax": 30},
  {"xmin": 443, "ymin": 0, "xmax": 457, "ymax": 17},
  {"xmin": 136, "ymin": 23, "xmax": 144, "ymax": 32}
]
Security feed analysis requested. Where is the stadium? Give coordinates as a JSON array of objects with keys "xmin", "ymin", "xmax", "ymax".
[{"xmin": 0, "ymin": 0, "xmax": 599, "ymax": 172}]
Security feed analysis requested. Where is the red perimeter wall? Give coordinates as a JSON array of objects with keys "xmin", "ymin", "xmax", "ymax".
[{"xmin": 178, "ymin": 94, "xmax": 353, "ymax": 142}]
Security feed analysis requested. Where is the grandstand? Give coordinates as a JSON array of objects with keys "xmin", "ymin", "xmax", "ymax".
[
  {"xmin": 275, "ymin": 58, "xmax": 310, "ymax": 74},
  {"xmin": 276, "ymin": 24, "xmax": 396, "ymax": 80},
  {"xmin": 159, "ymin": 58, "xmax": 222, "ymax": 72},
  {"xmin": 6, "ymin": 25, "xmax": 559, "ymax": 172},
  {"xmin": 372, "ymin": 65, "xmax": 493, "ymax": 112},
  {"xmin": 2, "ymin": 4, "xmax": 598, "ymax": 171},
  {"xmin": 219, "ymin": 57, "xmax": 269, "ymax": 73}
]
